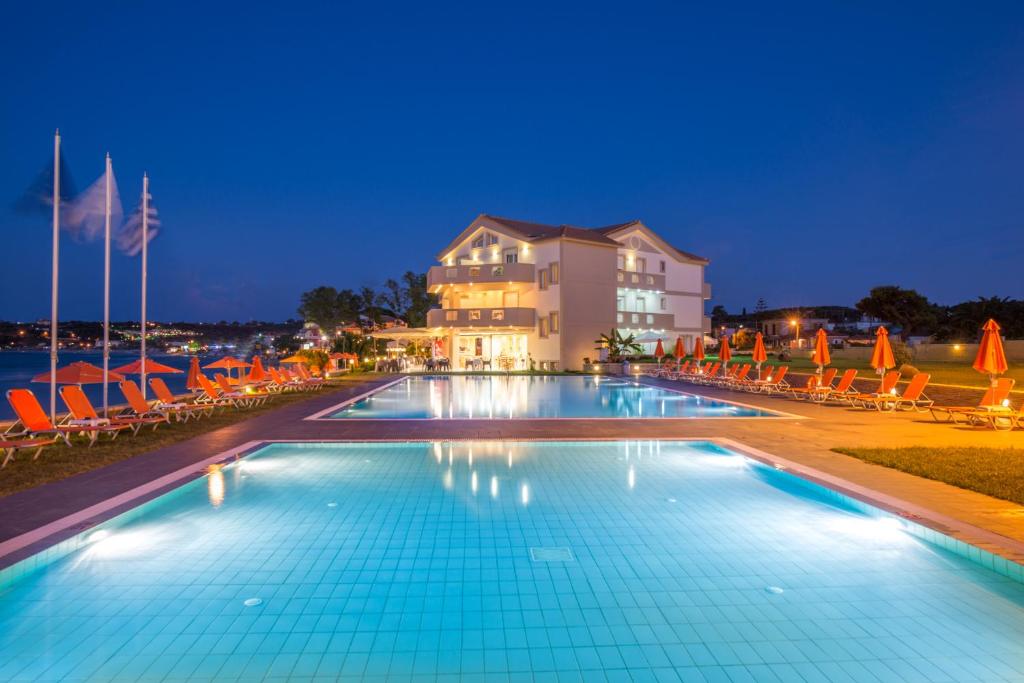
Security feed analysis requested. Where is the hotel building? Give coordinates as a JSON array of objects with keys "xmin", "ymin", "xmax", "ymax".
[{"xmin": 425, "ymin": 214, "xmax": 711, "ymax": 371}]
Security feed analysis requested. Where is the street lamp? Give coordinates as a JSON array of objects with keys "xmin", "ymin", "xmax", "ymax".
[{"xmin": 789, "ymin": 318, "xmax": 800, "ymax": 348}]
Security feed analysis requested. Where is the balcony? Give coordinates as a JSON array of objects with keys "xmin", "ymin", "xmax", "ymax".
[
  {"xmin": 616, "ymin": 270, "xmax": 665, "ymax": 291},
  {"xmin": 427, "ymin": 307, "xmax": 536, "ymax": 329},
  {"xmin": 428, "ymin": 263, "xmax": 535, "ymax": 291},
  {"xmin": 616, "ymin": 311, "xmax": 675, "ymax": 330},
  {"xmin": 702, "ymin": 282, "xmax": 712, "ymax": 299}
]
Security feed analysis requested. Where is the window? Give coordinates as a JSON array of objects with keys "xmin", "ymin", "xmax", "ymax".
[
  {"xmin": 503, "ymin": 247, "xmax": 518, "ymax": 263},
  {"xmin": 538, "ymin": 317, "xmax": 549, "ymax": 338},
  {"xmin": 445, "ymin": 310, "xmax": 458, "ymax": 321},
  {"xmin": 469, "ymin": 310, "xmax": 481, "ymax": 321},
  {"xmin": 637, "ymin": 257, "xmax": 647, "ymax": 273},
  {"xmin": 549, "ymin": 311, "xmax": 559, "ymax": 334},
  {"xmin": 469, "ymin": 266, "xmax": 480, "ymax": 277},
  {"xmin": 660, "ymin": 297, "xmax": 667, "ymax": 311},
  {"xmin": 487, "ymin": 233, "xmax": 498, "ymax": 246},
  {"xmin": 617, "ymin": 312, "xmax": 624, "ymax": 324},
  {"xmin": 491, "ymin": 265, "xmax": 504, "ymax": 276},
  {"xmin": 491, "ymin": 309, "xmax": 505, "ymax": 321},
  {"xmin": 471, "ymin": 232, "xmax": 498, "ymax": 249},
  {"xmin": 538, "ymin": 269, "xmax": 549, "ymax": 290},
  {"xmin": 636, "ymin": 298, "xmax": 646, "ymax": 313},
  {"xmin": 617, "ymin": 271, "xmax": 624, "ymax": 282},
  {"xmin": 549, "ymin": 262, "xmax": 560, "ymax": 284},
  {"xmin": 471, "ymin": 235, "xmax": 485, "ymax": 249},
  {"xmin": 659, "ymin": 260, "xmax": 666, "ymax": 273},
  {"xmin": 645, "ymin": 275, "xmax": 654, "ymax": 285},
  {"xmin": 617, "ymin": 255, "xmax": 625, "ymax": 269},
  {"xmin": 616, "ymin": 296, "xmax": 624, "ymax": 310}
]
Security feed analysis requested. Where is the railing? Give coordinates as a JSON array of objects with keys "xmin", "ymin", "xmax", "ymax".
[
  {"xmin": 427, "ymin": 263, "xmax": 535, "ymax": 289},
  {"xmin": 615, "ymin": 311, "xmax": 675, "ymax": 329},
  {"xmin": 427, "ymin": 307, "xmax": 536, "ymax": 328},
  {"xmin": 616, "ymin": 270, "xmax": 665, "ymax": 291}
]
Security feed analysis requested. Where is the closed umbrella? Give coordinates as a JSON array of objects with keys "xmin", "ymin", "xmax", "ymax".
[
  {"xmin": 752, "ymin": 332, "xmax": 768, "ymax": 380},
  {"xmin": 673, "ymin": 337, "xmax": 686, "ymax": 372},
  {"xmin": 692, "ymin": 337, "xmax": 706, "ymax": 372},
  {"xmin": 870, "ymin": 327, "xmax": 896, "ymax": 379},
  {"xmin": 718, "ymin": 335, "xmax": 731, "ymax": 375},
  {"xmin": 973, "ymin": 319, "xmax": 1008, "ymax": 387},
  {"xmin": 654, "ymin": 338, "xmax": 665, "ymax": 367},
  {"xmin": 248, "ymin": 356, "xmax": 267, "ymax": 383},
  {"xmin": 186, "ymin": 356, "xmax": 202, "ymax": 391},
  {"xmin": 811, "ymin": 328, "xmax": 831, "ymax": 377}
]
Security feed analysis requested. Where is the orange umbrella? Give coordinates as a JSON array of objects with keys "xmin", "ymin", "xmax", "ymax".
[
  {"xmin": 973, "ymin": 319, "xmax": 1008, "ymax": 385},
  {"xmin": 111, "ymin": 358, "xmax": 183, "ymax": 375},
  {"xmin": 654, "ymin": 338, "xmax": 665, "ymax": 365},
  {"xmin": 870, "ymin": 326, "xmax": 896, "ymax": 377},
  {"xmin": 692, "ymin": 337, "xmax": 706, "ymax": 372},
  {"xmin": 186, "ymin": 356, "xmax": 202, "ymax": 391},
  {"xmin": 248, "ymin": 356, "xmax": 267, "ymax": 383},
  {"xmin": 752, "ymin": 332, "xmax": 768, "ymax": 379},
  {"xmin": 673, "ymin": 337, "xmax": 685, "ymax": 358},
  {"xmin": 32, "ymin": 361, "xmax": 124, "ymax": 384},
  {"xmin": 718, "ymin": 335, "xmax": 731, "ymax": 371},
  {"xmin": 204, "ymin": 355, "xmax": 252, "ymax": 381},
  {"xmin": 811, "ymin": 328, "xmax": 831, "ymax": 374}
]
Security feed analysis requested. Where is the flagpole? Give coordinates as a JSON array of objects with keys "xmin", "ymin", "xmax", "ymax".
[
  {"xmin": 103, "ymin": 153, "xmax": 112, "ymax": 417},
  {"xmin": 140, "ymin": 173, "xmax": 149, "ymax": 398},
  {"xmin": 50, "ymin": 130, "xmax": 61, "ymax": 423}
]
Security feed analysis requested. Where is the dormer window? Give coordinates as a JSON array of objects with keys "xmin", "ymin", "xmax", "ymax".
[{"xmin": 471, "ymin": 232, "xmax": 499, "ymax": 249}]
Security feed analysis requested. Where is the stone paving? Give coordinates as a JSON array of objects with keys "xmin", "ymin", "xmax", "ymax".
[{"xmin": 2, "ymin": 373, "xmax": 1023, "ymax": 569}]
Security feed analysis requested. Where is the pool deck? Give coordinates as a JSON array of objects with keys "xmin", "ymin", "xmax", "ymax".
[{"xmin": 2, "ymin": 373, "xmax": 1024, "ymax": 570}]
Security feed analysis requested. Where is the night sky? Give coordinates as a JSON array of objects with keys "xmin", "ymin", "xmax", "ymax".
[{"xmin": 2, "ymin": 2, "xmax": 1023, "ymax": 322}]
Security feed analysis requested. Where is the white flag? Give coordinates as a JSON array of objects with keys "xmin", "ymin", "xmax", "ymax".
[
  {"xmin": 117, "ymin": 191, "xmax": 160, "ymax": 256},
  {"xmin": 65, "ymin": 168, "xmax": 122, "ymax": 242}
]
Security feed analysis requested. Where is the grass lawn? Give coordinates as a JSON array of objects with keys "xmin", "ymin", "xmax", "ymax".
[
  {"xmin": 832, "ymin": 446, "xmax": 1024, "ymax": 506},
  {"xmin": 721, "ymin": 353, "xmax": 1024, "ymax": 388},
  {"xmin": 0, "ymin": 377, "xmax": 370, "ymax": 500}
]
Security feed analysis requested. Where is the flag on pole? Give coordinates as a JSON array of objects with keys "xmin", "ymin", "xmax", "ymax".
[
  {"xmin": 14, "ymin": 149, "xmax": 77, "ymax": 215},
  {"xmin": 117, "ymin": 189, "xmax": 160, "ymax": 255},
  {"xmin": 65, "ymin": 167, "xmax": 122, "ymax": 241}
]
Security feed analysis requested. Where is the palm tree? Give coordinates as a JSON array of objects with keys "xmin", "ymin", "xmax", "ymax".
[{"xmin": 594, "ymin": 328, "xmax": 643, "ymax": 361}]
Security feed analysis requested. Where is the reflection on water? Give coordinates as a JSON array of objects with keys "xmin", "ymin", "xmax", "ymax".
[{"xmin": 333, "ymin": 375, "xmax": 773, "ymax": 419}]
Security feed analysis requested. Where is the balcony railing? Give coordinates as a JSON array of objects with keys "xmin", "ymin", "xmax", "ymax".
[
  {"xmin": 427, "ymin": 307, "xmax": 536, "ymax": 328},
  {"xmin": 616, "ymin": 270, "xmax": 665, "ymax": 291},
  {"xmin": 428, "ymin": 263, "xmax": 535, "ymax": 290},
  {"xmin": 615, "ymin": 311, "xmax": 675, "ymax": 329}
]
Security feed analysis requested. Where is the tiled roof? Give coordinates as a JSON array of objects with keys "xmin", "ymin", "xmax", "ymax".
[{"xmin": 482, "ymin": 214, "xmax": 708, "ymax": 263}]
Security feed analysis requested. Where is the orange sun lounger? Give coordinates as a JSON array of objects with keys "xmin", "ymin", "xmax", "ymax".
[
  {"xmin": 6, "ymin": 388, "xmax": 89, "ymax": 446},
  {"xmin": 929, "ymin": 378, "xmax": 1015, "ymax": 424},
  {"xmin": 59, "ymin": 385, "xmax": 139, "ymax": 444},
  {"xmin": 148, "ymin": 378, "xmax": 214, "ymax": 421}
]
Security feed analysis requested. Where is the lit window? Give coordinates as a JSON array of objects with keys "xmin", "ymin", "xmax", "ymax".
[
  {"xmin": 469, "ymin": 266, "xmax": 480, "ymax": 277},
  {"xmin": 539, "ymin": 269, "xmax": 549, "ymax": 290},
  {"xmin": 550, "ymin": 311, "xmax": 559, "ymax": 334},
  {"xmin": 617, "ymin": 271, "xmax": 624, "ymax": 282},
  {"xmin": 538, "ymin": 318, "xmax": 549, "ymax": 338},
  {"xmin": 503, "ymin": 247, "xmax": 518, "ymax": 263},
  {"xmin": 617, "ymin": 255, "xmax": 625, "ymax": 269},
  {"xmin": 469, "ymin": 310, "xmax": 481, "ymax": 321},
  {"xmin": 492, "ymin": 265, "xmax": 504, "ymax": 276},
  {"xmin": 549, "ymin": 262, "xmax": 560, "ymax": 284},
  {"xmin": 491, "ymin": 309, "xmax": 505, "ymax": 321}
]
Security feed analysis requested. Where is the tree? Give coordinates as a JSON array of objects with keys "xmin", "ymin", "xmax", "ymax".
[
  {"xmin": 755, "ymin": 298, "xmax": 767, "ymax": 314},
  {"xmin": 594, "ymin": 329, "xmax": 643, "ymax": 361},
  {"xmin": 297, "ymin": 286, "xmax": 341, "ymax": 334},
  {"xmin": 401, "ymin": 271, "xmax": 436, "ymax": 328},
  {"xmin": 360, "ymin": 287, "xmax": 381, "ymax": 325},
  {"xmin": 336, "ymin": 289, "xmax": 363, "ymax": 325},
  {"xmin": 732, "ymin": 328, "xmax": 754, "ymax": 349},
  {"xmin": 856, "ymin": 286, "xmax": 935, "ymax": 340}
]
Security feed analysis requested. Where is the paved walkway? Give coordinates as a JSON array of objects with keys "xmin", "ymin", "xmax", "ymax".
[{"xmin": 2, "ymin": 373, "xmax": 1023, "ymax": 569}]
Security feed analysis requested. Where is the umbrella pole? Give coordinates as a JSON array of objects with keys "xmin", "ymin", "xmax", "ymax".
[
  {"xmin": 140, "ymin": 173, "xmax": 148, "ymax": 399},
  {"xmin": 50, "ymin": 130, "xmax": 61, "ymax": 423}
]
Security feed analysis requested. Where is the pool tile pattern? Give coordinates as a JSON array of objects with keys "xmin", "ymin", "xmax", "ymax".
[{"xmin": 1, "ymin": 441, "xmax": 1022, "ymax": 682}]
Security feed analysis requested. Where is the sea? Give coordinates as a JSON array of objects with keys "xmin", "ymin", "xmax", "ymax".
[{"xmin": 0, "ymin": 350, "xmax": 204, "ymax": 421}]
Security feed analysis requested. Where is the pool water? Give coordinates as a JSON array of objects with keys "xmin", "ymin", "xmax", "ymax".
[
  {"xmin": 324, "ymin": 375, "xmax": 776, "ymax": 419},
  {"xmin": 1, "ymin": 440, "xmax": 1022, "ymax": 682}
]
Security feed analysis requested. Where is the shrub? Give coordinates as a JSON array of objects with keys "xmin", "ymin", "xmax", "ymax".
[
  {"xmin": 899, "ymin": 363, "xmax": 919, "ymax": 377},
  {"xmin": 891, "ymin": 340, "xmax": 913, "ymax": 368}
]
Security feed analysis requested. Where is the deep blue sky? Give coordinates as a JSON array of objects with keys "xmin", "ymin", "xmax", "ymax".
[{"xmin": 2, "ymin": 2, "xmax": 1023, "ymax": 322}]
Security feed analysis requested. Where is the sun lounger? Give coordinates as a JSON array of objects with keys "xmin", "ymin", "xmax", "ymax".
[
  {"xmin": 718, "ymin": 364, "xmax": 751, "ymax": 388},
  {"xmin": 148, "ymin": 378, "xmax": 213, "ymax": 421},
  {"xmin": 847, "ymin": 371, "xmax": 901, "ymax": 407},
  {"xmin": 856, "ymin": 373, "xmax": 933, "ymax": 411},
  {"xmin": 214, "ymin": 374, "xmax": 262, "ymax": 407},
  {"xmin": 196, "ymin": 373, "xmax": 246, "ymax": 408},
  {"xmin": 789, "ymin": 368, "xmax": 837, "ymax": 400},
  {"xmin": 1, "ymin": 435, "xmax": 58, "ymax": 468},
  {"xmin": 665, "ymin": 360, "xmax": 691, "ymax": 380},
  {"xmin": 5, "ymin": 388, "xmax": 86, "ymax": 446},
  {"xmin": 60, "ymin": 385, "xmax": 151, "ymax": 441},
  {"xmin": 219, "ymin": 374, "xmax": 271, "ymax": 406},
  {"xmin": 811, "ymin": 369, "xmax": 858, "ymax": 403},
  {"xmin": 117, "ymin": 381, "xmax": 173, "ymax": 430},
  {"xmin": 756, "ymin": 366, "xmax": 790, "ymax": 394},
  {"xmin": 693, "ymin": 362, "xmax": 721, "ymax": 385},
  {"xmin": 295, "ymin": 365, "xmax": 325, "ymax": 389},
  {"xmin": 929, "ymin": 378, "xmax": 1015, "ymax": 424}
]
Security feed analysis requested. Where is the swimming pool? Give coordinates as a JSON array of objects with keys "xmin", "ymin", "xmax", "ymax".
[
  {"xmin": 2, "ymin": 440, "xmax": 1022, "ymax": 682},
  {"xmin": 315, "ymin": 375, "xmax": 781, "ymax": 419}
]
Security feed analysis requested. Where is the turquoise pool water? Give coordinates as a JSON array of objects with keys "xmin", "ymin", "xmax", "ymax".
[
  {"xmin": 324, "ymin": 375, "xmax": 776, "ymax": 419},
  {"xmin": 2, "ymin": 440, "xmax": 1023, "ymax": 682}
]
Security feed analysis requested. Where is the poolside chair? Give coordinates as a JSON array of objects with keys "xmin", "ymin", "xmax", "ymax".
[
  {"xmin": 694, "ymin": 362, "xmax": 721, "ymax": 385},
  {"xmin": 268, "ymin": 367, "xmax": 300, "ymax": 391},
  {"xmin": 811, "ymin": 368, "xmax": 858, "ymax": 403},
  {"xmin": 195, "ymin": 373, "xmax": 246, "ymax": 408},
  {"xmin": 789, "ymin": 368, "xmax": 837, "ymax": 400},
  {"xmin": 215, "ymin": 374, "xmax": 263, "ymax": 407},
  {"xmin": 117, "ymin": 381, "xmax": 173, "ymax": 430},
  {"xmin": 929, "ymin": 378, "xmax": 1015, "ymax": 424},
  {"xmin": 148, "ymin": 378, "xmax": 214, "ymax": 421},
  {"xmin": 5, "ymin": 388, "xmax": 83, "ymax": 446},
  {"xmin": 665, "ymin": 360, "xmax": 691, "ymax": 380},
  {"xmin": 295, "ymin": 364, "xmax": 325, "ymax": 389},
  {"xmin": 60, "ymin": 385, "xmax": 151, "ymax": 441},
  {"xmin": 756, "ymin": 366, "xmax": 790, "ymax": 394},
  {"xmin": 856, "ymin": 373, "xmax": 933, "ymax": 412},
  {"xmin": 847, "ymin": 371, "xmax": 901, "ymax": 407},
  {"xmin": 219, "ymin": 374, "xmax": 271, "ymax": 406},
  {"xmin": 718, "ymin": 364, "xmax": 751, "ymax": 388},
  {"xmin": 1, "ymin": 435, "xmax": 58, "ymax": 468}
]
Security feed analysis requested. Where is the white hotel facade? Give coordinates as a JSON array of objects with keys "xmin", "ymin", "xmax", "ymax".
[{"xmin": 426, "ymin": 214, "xmax": 711, "ymax": 371}]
